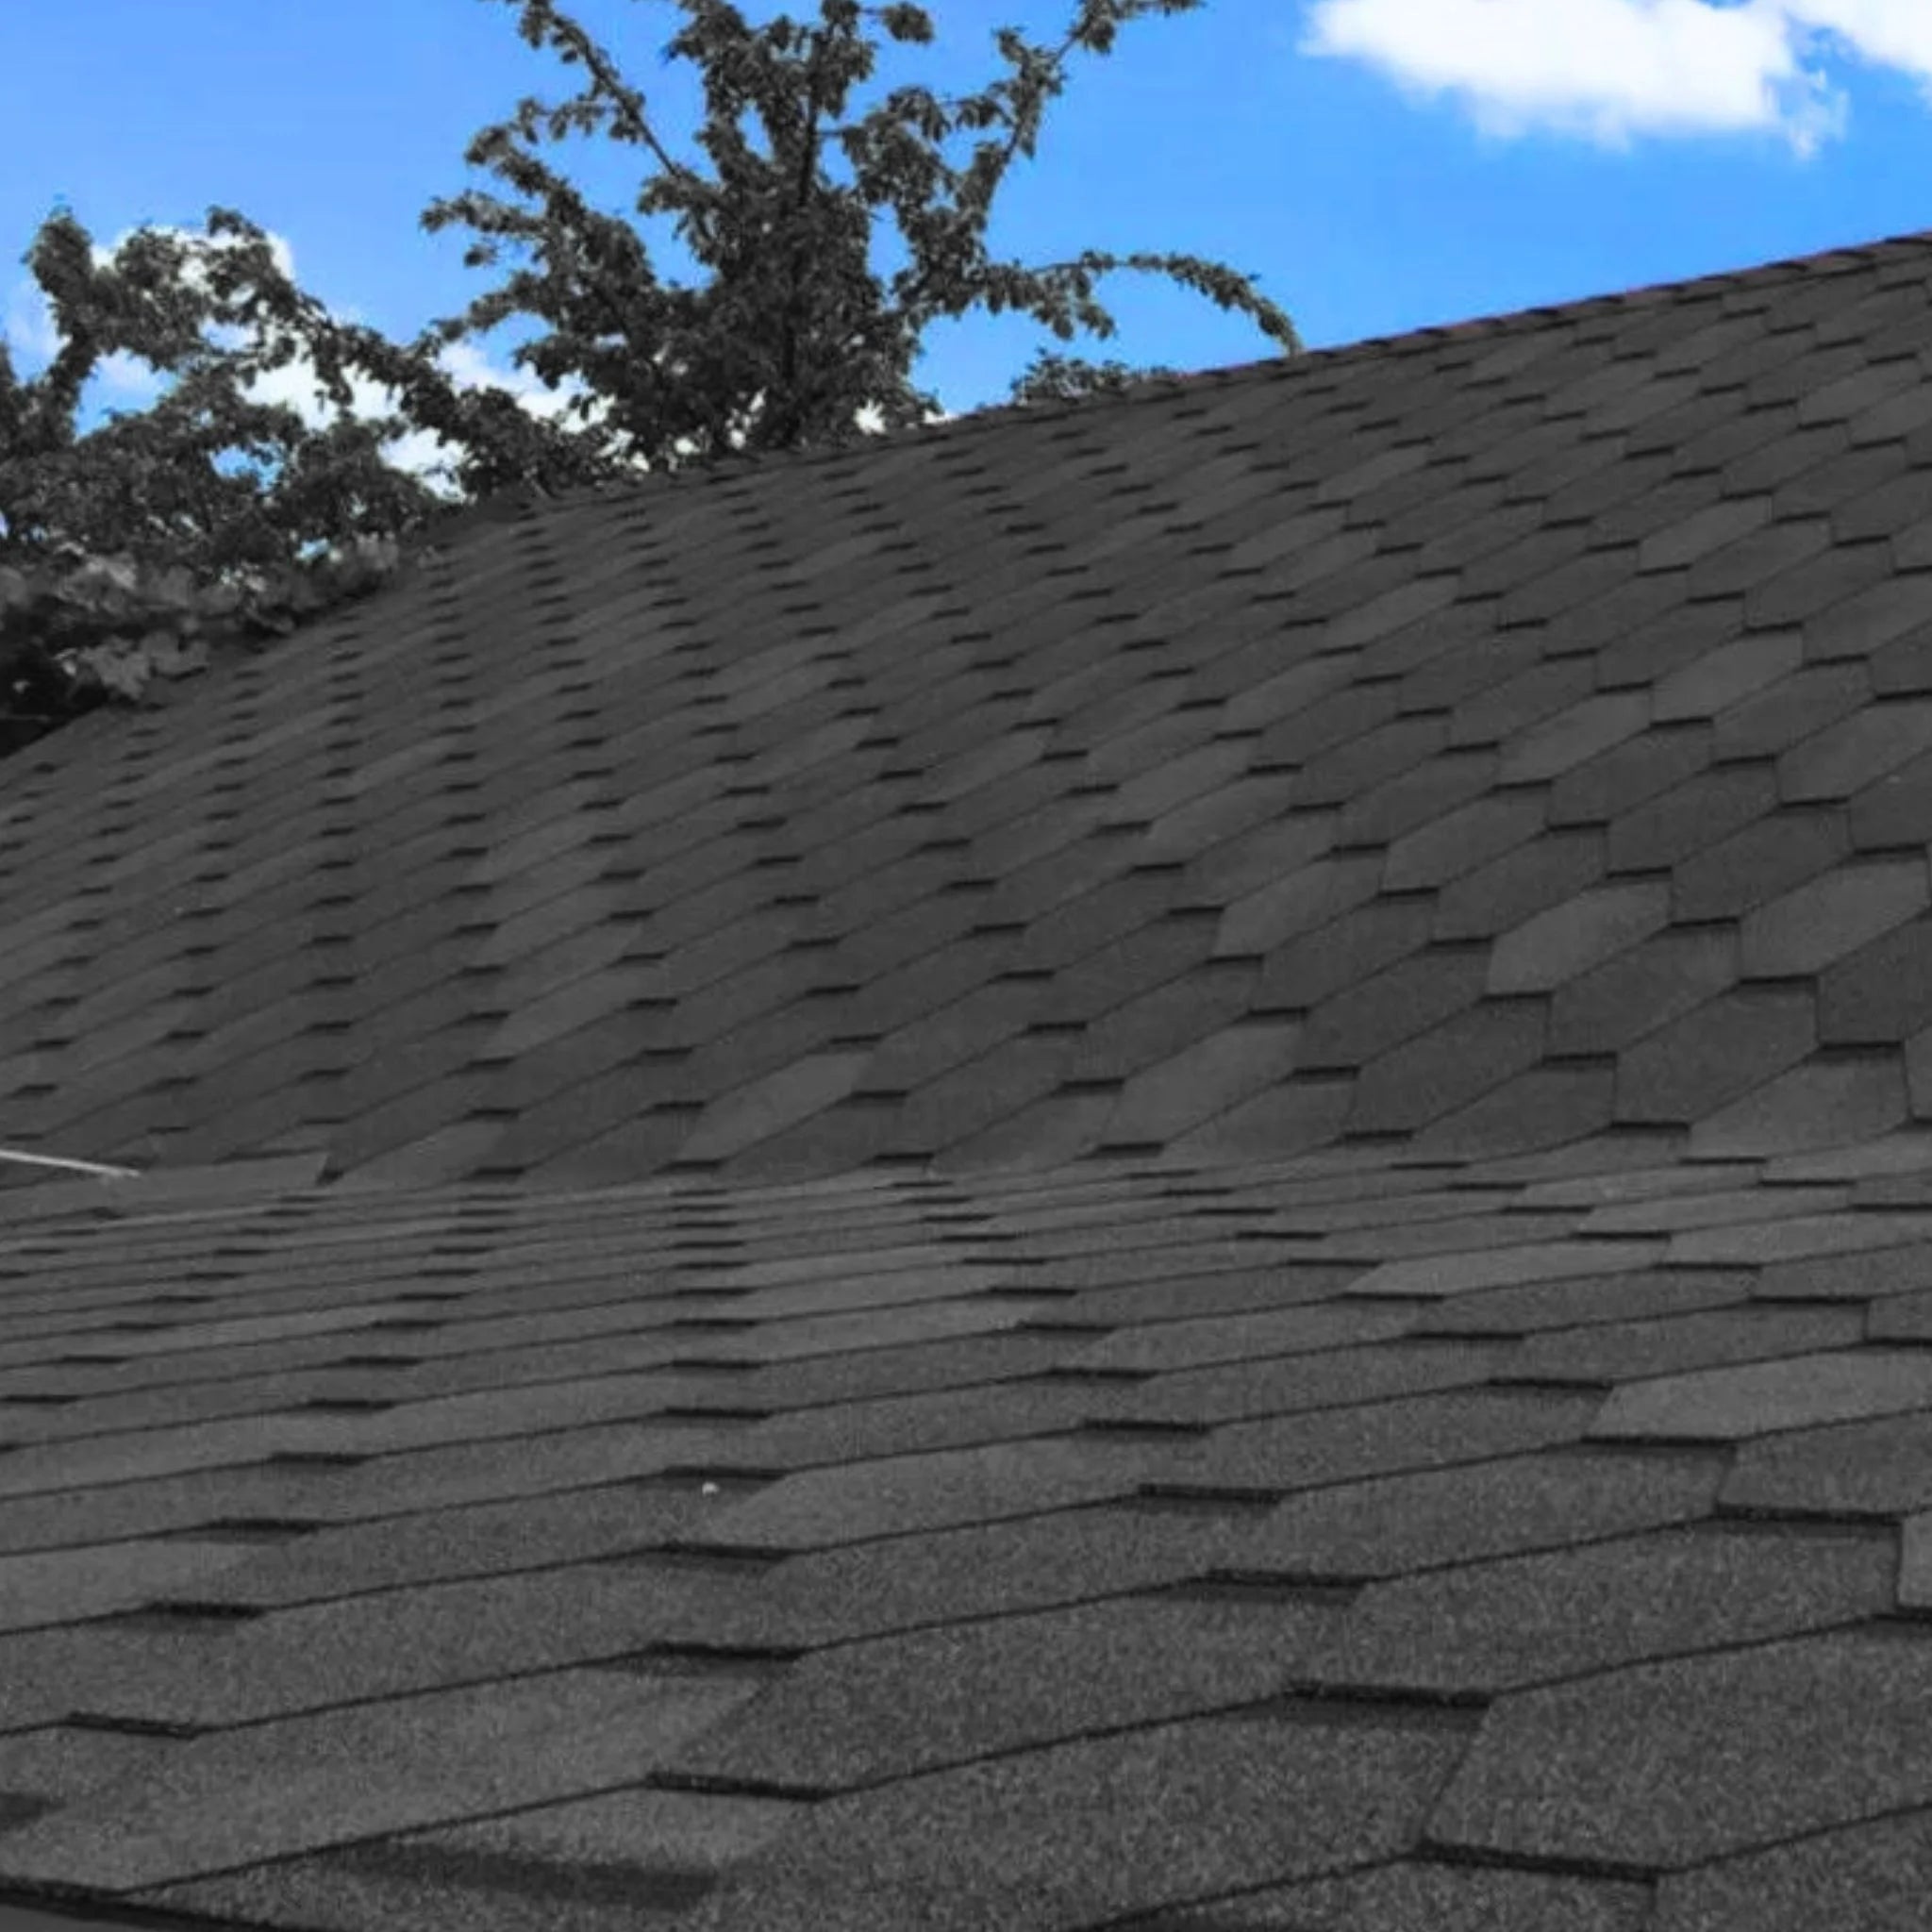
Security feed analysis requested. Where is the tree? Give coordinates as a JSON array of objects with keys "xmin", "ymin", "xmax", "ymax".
[
  {"xmin": 409, "ymin": 0, "xmax": 1300, "ymax": 459},
  {"xmin": 2, "ymin": 0, "xmax": 1303, "ymax": 755}
]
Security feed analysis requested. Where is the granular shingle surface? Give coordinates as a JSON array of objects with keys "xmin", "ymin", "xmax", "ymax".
[{"xmin": 15, "ymin": 226, "xmax": 1932, "ymax": 1929}]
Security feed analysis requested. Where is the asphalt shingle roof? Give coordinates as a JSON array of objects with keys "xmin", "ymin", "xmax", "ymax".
[{"xmin": 8, "ymin": 226, "xmax": 1932, "ymax": 1928}]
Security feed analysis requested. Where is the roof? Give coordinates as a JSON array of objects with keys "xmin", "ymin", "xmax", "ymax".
[{"xmin": 7, "ymin": 225, "xmax": 1932, "ymax": 1928}]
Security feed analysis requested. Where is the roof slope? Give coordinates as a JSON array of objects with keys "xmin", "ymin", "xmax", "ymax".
[
  {"xmin": 11, "ymin": 227, "xmax": 1932, "ymax": 1189},
  {"xmin": 8, "ymin": 229, "xmax": 1932, "ymax": 1930}
]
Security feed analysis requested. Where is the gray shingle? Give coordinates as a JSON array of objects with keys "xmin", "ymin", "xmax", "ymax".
[
  {"xmin": 16, "ymin": 224, "xmax": 1932, "ymax": 1932},
  {"xmin": 1737, "ymin": 857, "xmax": 1929, "ymax": 976},
  {"xmin": 0, "ymin": 1668, "xmax": 757, "ymax": 1890},
  {"xmin": 1147, "ymin": 1386, "xmax": 1602, "ymax": 1494},
  {"xmin": 665, "ymin": 1708, "xmax": 1471, "ymax": 1932},
  {"xmin": 1591, "ymin": 1347, "xmax": 1932, "ymax": 1441},
  {"xmin": 1167, "ymin": 1859, "xmax": 1652, "ymax": 1932},
  {"xmin": 1614, "ymin": 985, "xmax": 1817, "ymax": 1123},
  {"xmin": 658, "ymin": 1593, "xmax": 1341, "ymax": 1789},
  {"xmin": 1308, "ymin": 1517, "xmax": 1895, "ymax": 1700},
  {"xmin": 1237, "ymin": 1443, "xmax": 1724, "ymax": 1582},
  {"xmin": 1428, "ymin": 1624, "xmax": 1932, "ymax": 1868},
  {"xmin": 1488, "ymin": 881, "xmax": 1672, "ymax": 993},
  {"xmin": 1547, "ymin": 926, "xmax": 1739, "ymax": 1055},
  {"xmin": 1655, "ymin": 1808, "xmax": 1932, "ymax": 1932}
]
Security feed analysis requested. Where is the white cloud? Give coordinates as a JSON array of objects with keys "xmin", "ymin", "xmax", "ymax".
[{"xmin": 1294, "ymin": 0, "xmax": 1932, "ymax": 155}]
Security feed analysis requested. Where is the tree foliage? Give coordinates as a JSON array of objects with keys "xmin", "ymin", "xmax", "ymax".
[{"xmin": 2, "ymin": 0, "xmax": 1301, "ymax": 757}]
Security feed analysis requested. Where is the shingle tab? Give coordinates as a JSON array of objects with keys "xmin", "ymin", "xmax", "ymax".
[
  {"xmin": 1383, "ymin": 791, "xmax": 1546, "ymax": 891},
  {"xmin": 1591, "ymin": 1347, "xmax": 1932, "ymax": 1441},
  {"xmin": 658, "ymin": 1593, "xmax": 1335, "ymax": 1790},
  {"xmin": 1255, "ymin": 899, "xmax": 1436, "ymax": 1011},
  {"xmin": 1488, "ymin": 881, "xmax": 1672, "ymax": 993},
  {"xmin": 1215, "ymin": 853, "xmax": 1379, "ymax": 958},
  {"xmin": 1545, "ymin": 721, "xmax": 1710, "ymax": 826},
  {"xmin": 1547, "ymin": 926, "xmax": 1739, "ymax": 1054},
  {"xmin": 1348, "ymin": 999, "xmax": 1548, "ymax": 1134},
  {"xmin": 1307, "ymin": 1520, "xmax": 1893, "ymax": 1701},
  {"xmin": 1417, "ymin": 1061, "xmax": 1619, "ymax": 1157},
  {"xmin": 1738, "ymin": 856, "xmax": 1929, "ymax": 975},
  {"xmin": 660, "ymin": 1710, "xmax": 1469, "ymax": 1932},
  {"xmin": 1819, "ymin": 915, "xmax": 1932, "ymax": 1043},
  {"xmin": 1100, "ymin": 1018, "xmax": 1305, "ymax": 1145},
  {"xmin": 1607, "ymin": 760, "xmax": 1779, "ymax": 872},
  {"xmin": 1432, "ymin": 830, "xmax": 1607, "ymax": 941},
  {"xmin": 1495, "ymin": 691, "xmax": 1651, "ymax": 785},
  {"xmin": 1296, "ymin": 946, "xmax": 1491, "ymax": 1069},
  {"xmin": 1671, "ymin": 806, "xmax": 1849, "ymax": 922},
  {"xmin": 0, "ymin": 1669, "xmax": 756, "ymax": 1890},
  {"xmin": 1690, "ymin": 1053, "xmax": 1909, "ymax": 1157},
  {"xmin": 1171, "ymin": 1860, "xmax": 1652, "ymax": 1932},
  {"xmin": 1241, "ymin": 1444, "xmax": 1722, "ymax": 1582},
  {"xmin": 1654, "ymin": 1809, "xmax": 1932, "ymax": 1932},
  {"xmin": 1614, "ymin": 985, "xmax": 1817, "ymax": 1123},
  {"xmin": 1428, "ymin": 1625, "xmax": 1932, "ymax": 1869},
  {"xmin": 1712, "ymin": 660, "xmax": 1873, "ymax": 761},
  {"xmin": 1653, "ymin": 628, "xmax": 1803, "ymax": 722}
]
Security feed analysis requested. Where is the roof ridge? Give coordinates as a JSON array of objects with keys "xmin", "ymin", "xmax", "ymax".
[{"xmin": 421, "ymin": 222, "xmax": 1932, "ymax": 532}]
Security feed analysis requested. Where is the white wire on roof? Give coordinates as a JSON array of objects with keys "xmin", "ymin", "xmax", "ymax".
[{"xmin": 0, "ymin": 1146, "xmax": 142, "ymax": 1178}]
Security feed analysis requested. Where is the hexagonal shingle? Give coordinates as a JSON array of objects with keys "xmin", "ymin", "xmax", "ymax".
[
  {"xmin": 1653, "ymin": 628, "xmax": 1803, "ymax": 722},
  {"xmin": 1614, "ymin": 984, "xmax": 1817, "ymax": 1124},
  {"xmin": 1343, "ymin": 1239, "xmax": 1663, "ymax": 1301},
  {"xmin": 1487, "ymin": 880, "xmax": 1672, "ymax": 994},
  {"xmin": 1099, "ymin": 1018, "xmax": 1304, "ymax": 1147},
  {"xmin": 1591, "ymin": 1347, "xmax": 1932, "ymax": 1441},
  {"xmin": 1149, "ymin": 1386, "xmax": 1603, "ymax": 1495},
  {"xmin": 1778, "ymin": 696, "xmax": 1932, "ymax": 802},
  {"xmin": 1607, "ymin": 761, "xmax": 1779, "ymax": 873},
  {"xmin": 1689, "ymin": 1054, "xmax": 1908, "ymax": 1158},
  {"xmin": 677, "ymin": 1050, "xmax": 874, "ymax": 1163},
  {"xmin": 1213, "ymin": 854, "xmax": 1374, "ymax": 958},
  {"xmin": 668, "ymin": 1707, "xmax": 1470, "ymax": 1932},
  {"xmin": 0, "ymin": 1669, "xmax": 757, "ymax": 1891},
  {"xmin": 1494, "ymin": 691, "xmax": 1651, "ymax": 785},
  {"xmin": 1722, "ymin": 1407, "xmax": 1932, "ymax": 1518},
  {"xmin": 1654, "ymin": 1807, "xmax": 1932, "ymax": 1932},
  {"xmin": 1739, "ymin": 857, "xmax": 1929, "ymax": 978},
  {"xmin": 1291, "ymin": 945, "xmax": 1490, "ymax": 1073},
  {"xmin": 1547, "ymin": 925, "xmax": 1739, "ymax": 1055},
  {"xmin": 1819, "ymin": 915, "xmax": 1932, "ymax": 1044},
  {"xmin": 1253, "ymin": 899, "xmax": 1438, "ymax": 1012},
  {"xmin": 1168, "ymin": 1857, "xmax": 1651, "ymax": 1932},
  {"xmin": 700, "ymin": 1437, "xmax": 1155, "ymax": 1550},
  {"xmin": 1432, "ymin": 830, "xmax": 1608, "ymax": 944},
  {"xmin": 1414, "ymin": 1062, "xmax": 1618, "ymax": 1158},
  {"xmin": 1670, "ymin": 806, "xmax": 1850, "ymax": 923},
  {"xmin": 1241, "ymin": 1444, "xmax": 1723, "ymax": 1583},
  {"xmin": 1384, "ymin": 791, "xmax": 1546, "ymax": 892},
  {"xmin": 1307, "ymin": 1517, "xmax": 1892, "ymax": 1708},
  {"xmin": 658, "ymin": 1593, "xmax": 1337, "ymax": 1790},
  {"xmin": 1347, "ymin": 999, "xmax": 1548, "ymax": 1135},
  {"xmin": 1427, "ymin": 1624, "xmax": 1932, "ymax": 1869}
]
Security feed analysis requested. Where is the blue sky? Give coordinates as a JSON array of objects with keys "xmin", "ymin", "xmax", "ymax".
[{"xmin": 7, "ymin": 0, "xmax": 1932, "ymax": 520}]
